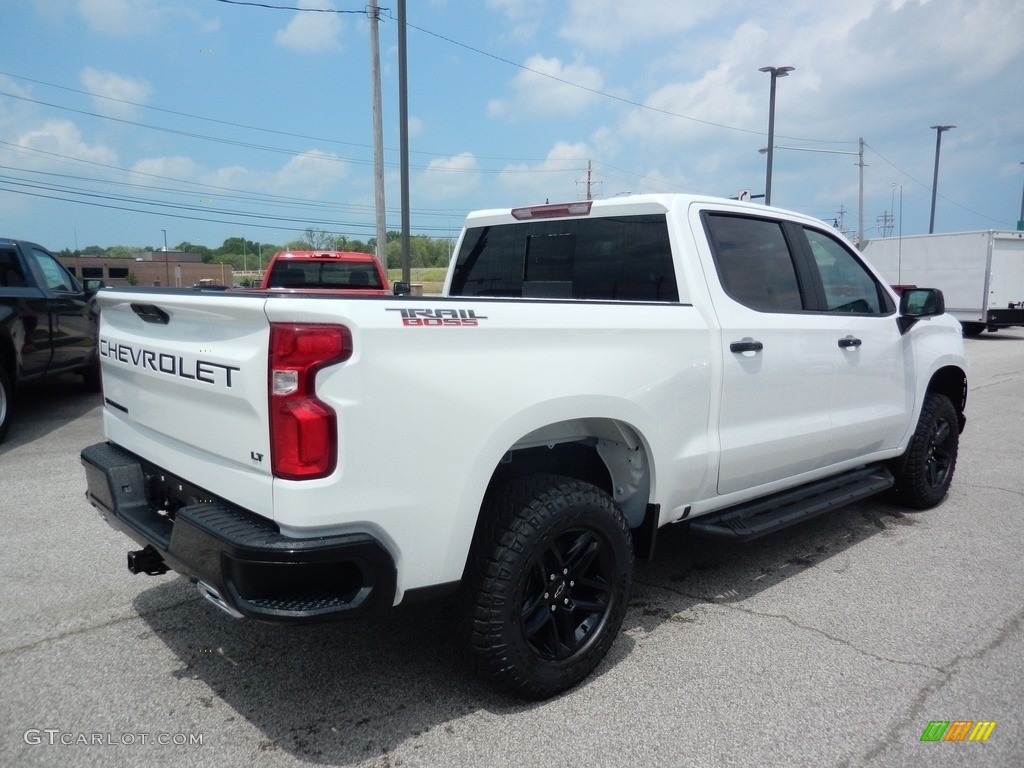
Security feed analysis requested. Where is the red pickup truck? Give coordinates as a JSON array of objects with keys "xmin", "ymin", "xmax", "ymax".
[{"xmin": 259, "ymin": 251, "xmax": 393, "ymax": 294}]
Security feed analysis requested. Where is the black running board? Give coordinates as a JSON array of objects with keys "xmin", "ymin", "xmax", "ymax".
[{"xmin": 688, "ymin": 465, "xmax": 894, "ymax": 541}]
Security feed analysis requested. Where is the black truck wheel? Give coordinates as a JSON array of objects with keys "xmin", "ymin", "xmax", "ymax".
[
  {"xmin": 466, "ymin": 475, "xmax": 633, "ymax": 699},
  {"xmin": 890, "ymin": 393, "xmax": 959, "ymax": 509},
  {"xmin": 0, "ymin": 364, "xmax": 13, "ymax": 443}
]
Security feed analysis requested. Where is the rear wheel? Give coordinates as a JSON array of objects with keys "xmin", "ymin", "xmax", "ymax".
[
  {"xmin": 0, "ymin": 365, "xmax": 13, "ymax": 443},
  {"xmin": 890, "ymin": 393, "xmax": 959, "ymax": 509},
  {"xmin": 961, "ymin": 322, "xmax": 985, "ymax": 337},
  {"xmin": 466, "ymin": 475, "xmax": 633, "ymax": 699}
]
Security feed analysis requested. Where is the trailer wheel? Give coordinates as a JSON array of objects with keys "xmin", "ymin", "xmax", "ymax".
[
  {"xmin": 960, "ymin": 322, "xmax": 985, "ymax": 337},
  {"xmin": 466, "ymin": 475, "xmax": 633, "ymax": 699},
  {"xmin": 890, "ymin": 393, "xmax": 959, "ymax": 509}
]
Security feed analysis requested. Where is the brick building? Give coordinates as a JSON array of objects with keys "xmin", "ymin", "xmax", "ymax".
[{"xmin": 61, "ymin": 251, "xmax": 233, "ymax": 287}]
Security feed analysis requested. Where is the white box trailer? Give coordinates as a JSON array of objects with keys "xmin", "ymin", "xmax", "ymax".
[{"xmin": 861, "ymin": 230, "xmax": 1024, "ymax": 335}]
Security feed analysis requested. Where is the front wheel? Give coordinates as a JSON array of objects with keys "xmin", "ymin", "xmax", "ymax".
[
  {"xmin": 890, "ymin": 393, "xmax": 959, "ymax": 509},
  {"xmin": 466, "ymin": 475, "xmax": 633, "ymax": 699}
]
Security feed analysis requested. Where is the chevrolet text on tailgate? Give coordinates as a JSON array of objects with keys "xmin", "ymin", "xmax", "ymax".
[{"xmin": 82, "ymin": 194, "xmax": 968, "ymax": 699}]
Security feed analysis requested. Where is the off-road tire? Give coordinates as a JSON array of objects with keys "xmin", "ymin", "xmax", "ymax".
[
  {"xmin": 466, "ymin": 474, "xmax": 633, "ymax": 699},
  {"xmin": 890, "ymin": 393, "xmax": 959, "ymax": 509}
]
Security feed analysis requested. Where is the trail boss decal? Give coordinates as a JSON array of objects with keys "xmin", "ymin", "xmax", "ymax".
[{"xmin": 387, "ymin": 308, "xmax": 487, "ymax": 327}]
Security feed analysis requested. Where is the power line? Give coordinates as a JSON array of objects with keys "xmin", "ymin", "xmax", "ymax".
[
  {"xmin": 864, "ymin": 142, "xmax": 1005, "ymax": 227},
  {"xmin": 213, "ymin": 0, "xmax": 377, "ymax": 13}
]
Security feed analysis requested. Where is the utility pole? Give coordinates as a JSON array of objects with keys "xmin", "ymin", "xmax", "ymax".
[
  {"xmin": 398, "ymin": 0, "xmax": 411, "ymax": 282},
  {"xmin": 369, "ymin": 1, "xmax": 388, "ymax": 273},
  {"xmin": 857, "ymin": 138, "xmax": 865, "ymax": 245}
]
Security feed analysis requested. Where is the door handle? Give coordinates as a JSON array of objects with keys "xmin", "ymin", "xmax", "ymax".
[
  {"xmin": 729, "ymin": 339, "xmax": 763, "ymax": 354},
  {"xmin": 838, "ymin": 336, "xmax": 862, "ymax": 349}
]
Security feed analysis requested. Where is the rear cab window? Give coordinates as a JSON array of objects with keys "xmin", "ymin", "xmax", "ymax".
[
  {"xmin": 448, "ymin": 214, "xmax": 679, "ymax": 302},
  {"xmin": 268, "ymin": 261, "xmax": 383, "ymax": 289}
]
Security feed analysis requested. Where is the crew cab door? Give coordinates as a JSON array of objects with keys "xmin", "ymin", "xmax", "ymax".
[
  {"xmin": 797, "ymin": 227, "xmax": 908, "ymax": 461},
  {"xmin": 0, "ymin": 244, "xmax": 50, "ymax": 377},
  {"xmin": 24, "ymin": 245, "xmax": 96, "ymax": 373},
  {"xmin": 699, "ymin": 209, "xmax": 909, "ymax": 497},
  {"xmin": 699, "ymin": 211, "xmax": 836, "ymax": 495}
]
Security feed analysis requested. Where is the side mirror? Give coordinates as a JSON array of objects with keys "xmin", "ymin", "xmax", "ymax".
[
  {"xmin": 898, "ymin": 288, "xmax": 945, "ymax": 334},
  {"xmin": 83, "ymin": 278, "xmax": 106, "ymax": 296},
  {"xmin": 392, "ymin": 281, "xmax": 411, "ymax": 296}
]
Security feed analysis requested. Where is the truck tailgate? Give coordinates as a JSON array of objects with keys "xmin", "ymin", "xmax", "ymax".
[{"xmin": 97, "ymin": 290, "xmax": 273, "ymax": 512}]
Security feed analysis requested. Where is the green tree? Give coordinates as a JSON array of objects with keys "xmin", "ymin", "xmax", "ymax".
[
  {"xmin": 176, "ymin": 241, "xmax": 214, "ymax": 263},
  {"xmin": 301, "ymin": 228, "xmax": 333, "ymax": 249}
]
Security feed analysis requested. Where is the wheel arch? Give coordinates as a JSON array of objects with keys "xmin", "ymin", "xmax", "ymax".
[
  {"xmin": 486, "ymin": 417, "xmax": 654, "ymax": 528},
  {"xmin": 452, "ymin": 411, "xmax": 657, "ymax": 586},
  {"xmin": 927, "ymin": 364, "xmax": 968, "ymax": 433}
]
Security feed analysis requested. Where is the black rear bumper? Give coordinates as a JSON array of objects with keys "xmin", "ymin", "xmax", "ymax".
[{"xmin": 80, "ymin": 441, "xmax": 397, "ymax": 623}]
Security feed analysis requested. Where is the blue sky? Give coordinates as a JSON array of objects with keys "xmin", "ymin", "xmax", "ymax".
[{"xmin": 1, "ymin": 0, "xmax": 1022, "ymax": 253}]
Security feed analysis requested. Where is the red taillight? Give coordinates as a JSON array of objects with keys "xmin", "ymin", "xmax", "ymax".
[{"xmin": 269, "ymin": 323, "xmax": 352, "ymax": 480}]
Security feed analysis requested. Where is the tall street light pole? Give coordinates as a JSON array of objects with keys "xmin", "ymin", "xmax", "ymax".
[
  {"xmin": 1018, "ymin": 161, "xmax": 1024, "ymax": 231},
  {"xmin": 928, "ymin": 125, "xmax": 955, "ymax": 234},
  {"xmin": 759, "ymin": 65, "xmax": 794, "ymax": 206}
]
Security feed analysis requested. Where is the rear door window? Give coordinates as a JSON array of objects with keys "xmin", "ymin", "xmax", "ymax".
[{"xmin": 702, "ymin": 213, "xmax": 805, "ymax": 312}]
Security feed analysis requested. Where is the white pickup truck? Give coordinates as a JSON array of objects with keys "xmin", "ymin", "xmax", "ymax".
[{"xmin": 81, "ymin": 194, "xmax": 968, "ymax": 699}]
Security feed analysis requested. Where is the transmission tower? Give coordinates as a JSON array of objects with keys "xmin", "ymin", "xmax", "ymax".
[
  {"xmin": 877, "ymin": 210, "xmax": 895, "ymax": 238},
  {"xmin": 577, "ymin": 160, "xmax": 602, "ymax": 200}
]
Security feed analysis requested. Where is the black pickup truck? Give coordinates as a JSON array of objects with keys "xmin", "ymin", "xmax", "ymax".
[{"xmin": 0, "ymin": 238, "xmax": 101, "ymax": 442}]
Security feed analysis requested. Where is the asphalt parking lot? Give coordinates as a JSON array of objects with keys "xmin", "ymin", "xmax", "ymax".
[{"xmin": 1, "ymin": 334, "xmax": 1021, "ymax": 768}]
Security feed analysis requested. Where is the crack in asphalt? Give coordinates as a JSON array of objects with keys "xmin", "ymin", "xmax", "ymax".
[
  {"xmin": 850, "ymin": 607, "xmax": 1024, "ymax": 767},
  {"xmin": 0, "ymin": 594, "xmax": 200, "ymax": 658},
  {"xmin": 632, "ymin": 578, "xmax": 946, "ymax": 674},
  {"xmin": 958, "ymin": 480, "xmax": 1024, "ymax": 498}
]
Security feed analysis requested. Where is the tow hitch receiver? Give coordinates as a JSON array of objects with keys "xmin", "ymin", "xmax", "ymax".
[{"xmin": 127, "ymin": 545, "xmax": 169, "ymax": 575}]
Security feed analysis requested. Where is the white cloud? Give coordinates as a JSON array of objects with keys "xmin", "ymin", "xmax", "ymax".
[
  {"xmin": 489, "ymin": 56, "xmax": 603, "ymax": 122},
  {"xmin": 72, "ymin": 0, "xmax": 220, "ymax": 37},
  {"xmin": 76, "ymin": 0, "xmax": 163, "ymax": 36},
  {"xmin": 407, "ymin": 116, "xmax": 425, "ymax": 139},
  {"xmin": 16, "ymin": 120, "xmax": 118, "ymax": 166},
  {"xmin": 131, "ymin": 150, "xmax": 349, "ymax": 199},
  {"xmin": 130, "ymin": 155, "xmax": 205, "ymax": 180},
  {"xmin": 79, "ymin": 68, "xmax": 152, "ymax": 118},
  {"xmin": 275, "ymin": 1, "xmax": 344, "ymax": 53},
  {"xmin": 486, "ymin": 0, "xmax": 546, "ymax": 42},
  {"xmin": 273, "ymin": 150, "xmax": 349, "ymax": 196},
  {"xmin": 560, "ymin": 0, "xmax": 726, "ymax": 53},
  {"xmin": 416, "ymin": 152, "xmax": 481, "ymax": 201},
  {"xmin": 496, "ymin": 142, "xmax": 590, "ymax": 202}
]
